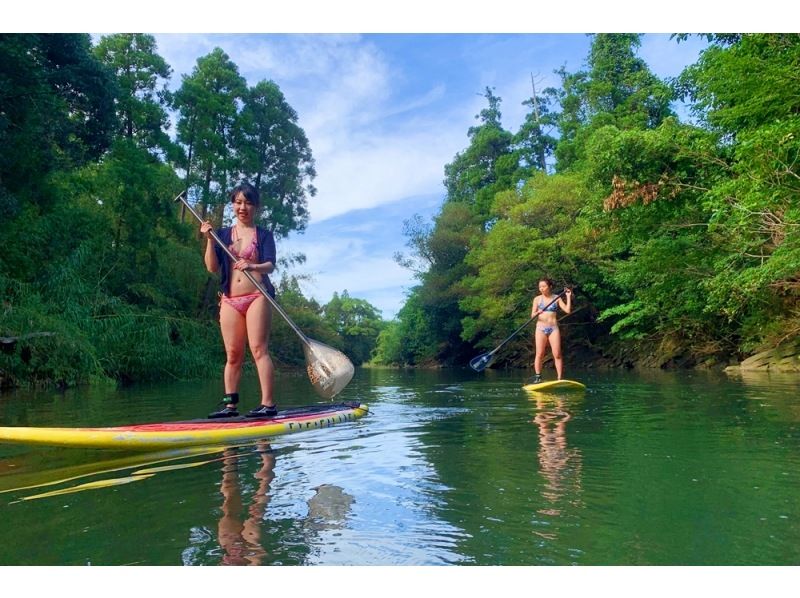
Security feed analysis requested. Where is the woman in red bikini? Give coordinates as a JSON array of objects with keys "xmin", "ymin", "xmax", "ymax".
[
  {"xmin": 530, "ymin": 279, "xmax": 572, "ymax": 384},
  {"xmin": 200, "ymin": 182, "xmax": 278, "ymax": 419}
]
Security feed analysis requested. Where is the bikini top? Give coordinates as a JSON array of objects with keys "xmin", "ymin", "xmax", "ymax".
[
  {"xmin": 229, "ymin": 226, "xmax": 258, "ymax": 261},
  {"xmin": 538, "ymin": 296, "xmax": 559, "ymax": 312},
  {"xmin": 214, "ymin": 226, "xmax": 276, "ymax": 297}
]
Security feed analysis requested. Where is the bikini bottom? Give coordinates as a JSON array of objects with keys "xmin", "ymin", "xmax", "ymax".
[
  {"xmin": 537, "ymin": 324, "xmax": 558, "ymax": 337},
  {"xmin": 221, "ymin": 292, "xmax": 262, "ymax": 316}
]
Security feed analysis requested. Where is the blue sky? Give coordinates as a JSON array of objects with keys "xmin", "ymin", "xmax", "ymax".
[{"xmin": 145, "ymin": 32, "xmax": 710, "ymax": 318}]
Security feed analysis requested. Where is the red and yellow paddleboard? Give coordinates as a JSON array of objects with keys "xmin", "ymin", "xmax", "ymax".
[
  {"xmin": 522, "ymin": 379, "xmax": 586, "ymax": 393},
  {"xmin": 0, "ymin": 402, "xmax": 368, "ymax": 451}
]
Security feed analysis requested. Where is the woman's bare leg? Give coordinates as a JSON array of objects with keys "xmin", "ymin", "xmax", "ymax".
[
  {"xmin": 549, "ymin": 328, "xmax": 563, "ymax": 380},
  {"xmin": 220, "ymin": 302, "xmax": 247, "ymax": 395},
  {"xmin": 245, "ymin": 297, "xmax": 274, "ymax": 407},
  {"xmin": 534, "ymin": 328, "xmax": 548, "ymax": 375}
]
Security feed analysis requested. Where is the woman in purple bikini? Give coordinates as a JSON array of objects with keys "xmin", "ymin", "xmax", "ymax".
[
  {"xmin": 200, "ymin": 182, "xmax": 278, "ymax": 419},
  {"xmin": 530, "ymin": 279, "xmax": 572, "ymax": 384}
]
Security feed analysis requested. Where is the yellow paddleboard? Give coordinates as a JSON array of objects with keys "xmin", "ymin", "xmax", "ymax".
[
  {"xmin": 522, "ymin": 379, "xmax": 586, "ymax": 392},
  {"xmin": 0, "ymin": 402, "xmax": 368, "ymax": 451}
]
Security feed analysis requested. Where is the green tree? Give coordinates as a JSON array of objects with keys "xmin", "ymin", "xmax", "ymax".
[
  {"xmin": 173, "ymin": 47, "xmax": 246, "ymax": 222},
  {"xmin": 93, "ymin": 33, "xmax": 174, "ymax": 155},
  {"xmin": 582, "ymin": 34, "xmax": 800, "ymax": 362},
  {"xmin": 372, "ymin": 288, "xmax": 439, "ymax": 366},
  {"xmin": 407, "ymin": 203, "xmax": 484, "ymax": 364},
  {"xmin": 323, "ymin": 291, "xmax": 384, "ymax": 365},
  {"xmin": 553, "ymin": 33, "xmax": 674, "ymax": 171},
  {"xmin": 0, "ymin": 34, "xmax": 116, "ymax": 210},
  {"xmin": 235, "ymin": 80, "xmax": 316, "ymax": 238},
  {"xmin": 513, "ymin": 78, "xmax": 559, "ymax": 173},
  {"xmin": 674, "ymin": 34, "xmax": 800, "ymax": 350},
  {"xmin": 386, "ymin": 88, "xmax": 521, "ymax": 365},
  {"xmin": 444, "ymin": 86, "xmax": 518, "ymax": 220},
  {"xmin": 460, "ymin": 172, "xmax": 597, "ymax": 364}
]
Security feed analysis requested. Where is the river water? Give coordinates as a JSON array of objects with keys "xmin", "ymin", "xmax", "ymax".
[{"xmin": 0, "ymin": 367, "xmax": 798, "ymax": 566}]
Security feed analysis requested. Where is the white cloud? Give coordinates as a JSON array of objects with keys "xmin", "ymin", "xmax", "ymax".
[
  {"xmin": 300, "ymin": 255, "xmax": 411, "ymax": 297},
  {"xmin": 153, "ymin": 34, "xmax": 466, "ymax": 225},
  {"xmin": 256, "ymin": 41, "xmax": 472, "ymax": 223},
  {"xmin": 277, "ymin": 233, "xmax": 416, "ymax": 318},
  {"xmin": 307, "ymin": 128, "xmax": 460, "ymax": 222}
]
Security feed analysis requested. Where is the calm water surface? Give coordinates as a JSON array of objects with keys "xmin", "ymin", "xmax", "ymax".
[{"xmin": 0, "ymin": 368, "xmax": 798, "ymax": 566}]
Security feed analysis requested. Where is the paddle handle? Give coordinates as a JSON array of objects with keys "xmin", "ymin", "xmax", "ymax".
[{"xmin": 175, "ymin": 192, "xmax": 310, "ymax": 345}]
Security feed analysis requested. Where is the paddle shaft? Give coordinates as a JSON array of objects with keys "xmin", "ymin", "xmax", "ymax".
[
  {"xmin": 175, "ymin": 192, "xmax": 310, "ymax": 345},
  {"xmin": 471, "ymin": 290, "xmax": 565, "ymax": 370},
  {"xmin": 494, "ymin": 291, "xmax": 564, "ymax": 355}
]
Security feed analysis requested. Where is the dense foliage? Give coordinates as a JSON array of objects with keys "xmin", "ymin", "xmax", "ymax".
[
  {"xmin": 0, "ymin": 33, "xmax": 381, "ymax": 389},
  {"xmin": 3, "ymin": 33, "xmax": 796, "ymax": 387},
  {"xmin": 376, "ymin": 33, "xmax": 800, "ymax": 369}
]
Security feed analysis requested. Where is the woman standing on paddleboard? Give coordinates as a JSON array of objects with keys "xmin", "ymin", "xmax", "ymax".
[
  {"xmin": 200, "ymin": 182, "xmax": 278, "ymax": 419},
  {"xmin": 530, "ymin": 279, "xmax": 572, "ymax": 383}
]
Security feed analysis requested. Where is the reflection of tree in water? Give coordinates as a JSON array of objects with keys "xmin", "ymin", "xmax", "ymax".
[
  {"xmin": 532, "ymin": 395, "xmax": 583, "ymax": 538},
  {"xmin": 182, "ymin": 443, "xmax": 355, "ymax": 566}
]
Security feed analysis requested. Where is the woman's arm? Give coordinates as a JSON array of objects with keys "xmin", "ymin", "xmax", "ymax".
[
  {"xmin": 531, "ymin": 296, "xmax": 541, "ymax": 318},
  {"xmin": 201, "ymin": 222, "xmax": 219, "ymax": 273},
  {"xmin": 234, "ymin": 260, "xmax": 274, "ymax": 274},
  {"xmin": 559, "ymin": 289, "xmax": 572, "ymax": 314},
  {"xmin": 233, "ymin": 227, "xmax": 275, "ymax": 274}
]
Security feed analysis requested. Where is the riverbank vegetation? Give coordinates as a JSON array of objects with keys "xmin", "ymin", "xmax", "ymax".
[
  {"xmin": 0, "ymin": 33, "xmax": 384, "ymax": 388},
  {"xmin": 374, "ymin": 34, "xmax": 800, "ymax": 370},
  {"xmin": 2, "ymin": 34, "xmax": 797, "ymax": 388}
]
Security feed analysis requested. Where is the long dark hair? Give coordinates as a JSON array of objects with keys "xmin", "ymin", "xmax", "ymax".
[{"xmin": 229, "ymin": 182, "xmax": 260, "ymax": 206}]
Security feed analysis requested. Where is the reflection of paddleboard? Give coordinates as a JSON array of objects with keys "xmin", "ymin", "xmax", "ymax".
[
  {"xmin": 0, "ymin": 402, "xmax": 368, "ymax": 450},
  {"xmin": 0, "ymin": 447, "xmax": 224, "ymax": 495},
  {"xmin": 522, "ymin": 380, "xmax": 586, "ymax": 392}
]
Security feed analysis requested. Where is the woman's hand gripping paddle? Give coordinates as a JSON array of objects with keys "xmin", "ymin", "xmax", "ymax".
[
  {"xmin": 176, "ymin": 192, "xmax": 354, "ymax": 399},
  {"xmin": 469, "ymin": 290, "xmax": 565, "ymax": 372}
]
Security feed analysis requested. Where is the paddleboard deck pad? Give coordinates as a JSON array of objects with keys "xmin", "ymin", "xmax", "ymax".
[
  {"xmin": 522, "ymin": 380, "xmax": 586, "ymax": 392},
  {"xmin": 0, "ymin": 402, "xmax": 368, "ymax": 450}
]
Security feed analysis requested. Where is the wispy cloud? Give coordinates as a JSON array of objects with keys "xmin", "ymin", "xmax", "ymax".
[
  {"xmin": 278, "ymin": 210, "xmax": 425, "ymax": 317},
  {"xmin": 153, "ymin": 34, "xmax": 468, "ymax": 224},
  {"xmin": 278, "ymin": 191, "xmax": 442, "ymax": 317},
  {"xmin": 307, "ymin": 128, "xmax": 461, "ymax": 221}
]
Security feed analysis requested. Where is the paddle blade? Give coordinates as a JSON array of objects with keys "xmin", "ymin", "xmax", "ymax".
[
  {"xmin": 303, "ymin": 340, "xmax": 355, "ymax": 399},
  {"xmin": 469, "ymin": 352, "xmax": 495, "ymax": 372}
]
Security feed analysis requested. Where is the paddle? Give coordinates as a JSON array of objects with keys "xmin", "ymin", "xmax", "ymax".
[
  {"xmin": 469, "ymin": 290, "xmax": 566, "ymax": 372},
  {"xmin": 175, "ymin": 191, "xmax": 354, "ymax": 399}
]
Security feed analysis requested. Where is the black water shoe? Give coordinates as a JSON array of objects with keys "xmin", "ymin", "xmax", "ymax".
[
  {"xmin": 208, "ymin": 406, "xmax": 240, "ymax": 418},
  {"xmin": 246, "ymin": 404, "xmax": 278, "ymax": 418},
  {"xmin": 208, "ymin": 393, "xmax": 240, "ymax": 418}
]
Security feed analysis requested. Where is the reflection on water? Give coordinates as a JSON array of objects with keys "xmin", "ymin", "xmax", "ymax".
[
  {"xmin": 0, "ymin": 447, "xmax": 226, "ymax": 498},
  {"xmin": 0, "ymin": 368, "xmax": 799, "ymax": 565},
  {"xmin": 530, "ymin": 393, "xmax": 583, "ymax": 524},
  {"xmin": 180, "ymin": 443, "xmax": 357, "ymax": 566},
  {"xmin": 305, "ymin": 484, "xmax": 354, "ymax": 531},
  {"xmin": 217, "ymin": 444, "xmax": 273, "ymax": 566}
]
